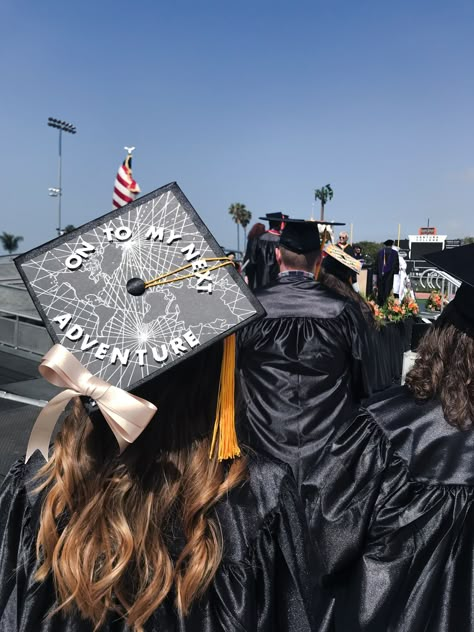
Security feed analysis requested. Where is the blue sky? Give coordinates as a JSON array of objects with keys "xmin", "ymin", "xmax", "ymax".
[{"xmin": 1, "ymin": 0, "xmax": 473, "ymax": 253}]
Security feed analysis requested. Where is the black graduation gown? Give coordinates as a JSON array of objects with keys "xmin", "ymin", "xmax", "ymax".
[
  {"xmin": 242, "ymin": 237, "xmax": 260, "ymax": 290},
  {"xmin": 0, "ymin": 452, "xmax": 317, "ymax": 632},
  {"xmin": 303, "ymin": 385, "xmax": 474, "ymax": 632},
  {"xmin": 237, "ymin": 275, "xmax": 371, "ymax": 487},
  {"xmin": 254, "ymin": 232, "xmax": 280, "ymax": 289},
  {"xmin": 376, "ymin": 247, "xmax": 399, "ymax": 305}
]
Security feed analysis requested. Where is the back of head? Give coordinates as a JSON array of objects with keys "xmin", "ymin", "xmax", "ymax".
[
  {"xmin": 408, "ymin": 246, "xmax": 474, "ymax": 428},
  {"xmin": 260, "ymin": 212, "xmax": 287, "ymax": 233},
  {"xmin": 268, "ymin": 219, "xmax": 282, "ymax": 231},
  {"xmin": 277, "ymin": 219, "xmax": 322, "ymax": 273},
  {"xmin": 405, "ymin": 321, "xmax": 474, "ymax": 429},
  {"xmin": 279, "ymin": 245, "xmax": 319, "ymax": 273},
  {"xmin": 318, "ymin": 267, "xmax": 375, "ymax": 327},
  {"xmin": 34, "ymin": 342, "xmax": 248, "ymax": 630},
  {"xmin": 322, "ymin": 253, "xmax": 352, "ymax": 284},
  {"xmin": 248, "ymin": 222, "xmax": 266, "ymax": 240}
]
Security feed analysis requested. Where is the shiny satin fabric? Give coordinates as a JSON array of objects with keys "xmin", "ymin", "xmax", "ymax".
[
  {"xmin": 368, "ymin": 318, "xmax": 414, "ymax": 392},
  {"xmin": 243, "ymin": 236, "xmax": 260, "ymax": 290},
  {"xmin": 0, "ymin": 452, "xmax": 317, "ymax": 631},
  {"xmin": 254, "ymin": 232, "xmax": 280, "ymax": 289},
  {"xmin": 303, "ymin": 385, "xmax": 474, "ymax": 632},
  {"xmin": 376, "ymin": 247, "xmax": 399, "ymax": 306},
  {"xmin": 237, "ymin": 276, "xmax": 371, "ymax": 487}
]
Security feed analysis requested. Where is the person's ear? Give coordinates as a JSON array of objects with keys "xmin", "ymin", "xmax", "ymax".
[{"xmin": 275, "ymin": 248, "xmax": 282, "ymax": 266}]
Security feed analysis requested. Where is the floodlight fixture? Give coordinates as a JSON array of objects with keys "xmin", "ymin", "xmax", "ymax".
[{"xmin": 47, "ymin": 117, "xmax": 77, "ymax": 134}]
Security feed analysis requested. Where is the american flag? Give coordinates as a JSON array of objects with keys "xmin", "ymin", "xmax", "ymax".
[{"xmin": 112, "ymin": 153, "xmax": 141, "ymax": 208}]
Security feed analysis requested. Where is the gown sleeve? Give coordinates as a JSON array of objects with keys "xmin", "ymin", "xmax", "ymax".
[
  {"xmin": 243, "ymin": 238, "xmax": 258, "ymax": 290},
  {"xmin": 302, "ymin": 411, "xmax": 395, "ymax": 579},
  {"xmin": 301, "ymin": 411, "xmax": 407, "ymax": 631},
  {"xmin": 0, "ymin": 459, "xmax": 35, "ymax": 627},
  {"xmin": 342, "ymin": 304, "xmax": 372, "ymax": 401},
  {"xmin": 252, "ymin": 472, "xmax": 317, "ymax": 631}
]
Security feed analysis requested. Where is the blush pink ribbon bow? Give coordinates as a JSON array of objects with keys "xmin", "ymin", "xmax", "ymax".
[{"xmin": 26, "ymin": 344, "xmax": 157, "ymax": 462}]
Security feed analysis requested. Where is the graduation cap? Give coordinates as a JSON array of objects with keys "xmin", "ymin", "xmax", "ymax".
[
  {"xmin": 16, "ymin": 182, "xmax": 264, "ymax": 460},
  {"xmin": 258, "ymin": 212, "xmax": 288, "ymax": 221},
  {"xmin": 423, "ymin": 244, "xmax": 474, "ymax": 338},
  {"xmin": 258, "ymin": 212, "xmax": 289, "ymax": 232},
  {"xmin": 383, "ymin": 239, "xmax": 395, "ymax": 247},
  {"xmin": 279, "ymin": 218, "xmax": 346, "ymax": 254},
  {"xmin": 324, "ymin": 244, "xmax": 362, "ymax": 274}
]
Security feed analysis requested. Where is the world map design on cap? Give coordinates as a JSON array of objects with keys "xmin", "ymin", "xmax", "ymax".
[
  {"xmin": 15, "ymin": 182, "xmax": 264, "ymax": 392},
  {"xmin": 325, "ymin": 244, "xmax": 362, "ymax": 273}
]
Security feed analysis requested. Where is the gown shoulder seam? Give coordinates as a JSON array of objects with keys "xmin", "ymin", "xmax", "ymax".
[{"xmin": 358, "ymin": 408, "xmax": 474, "ymax": 490}]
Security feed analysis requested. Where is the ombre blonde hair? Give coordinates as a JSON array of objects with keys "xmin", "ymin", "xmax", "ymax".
[{"xmin": 33, "ymin": 343, "xmax": 248, "ymax": 631}]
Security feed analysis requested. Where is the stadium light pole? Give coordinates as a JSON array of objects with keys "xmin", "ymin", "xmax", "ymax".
[{"xmin": 47, "ymin": 117, "xmax": 77, "ymax": 236}]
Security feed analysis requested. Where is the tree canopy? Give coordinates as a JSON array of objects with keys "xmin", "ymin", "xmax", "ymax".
[
  {"xmin": 356, "ymin": 240, "xmax": 382, "ymax": 263},
  {"xmin": 228, "ymin": 203, "xmax": 252, "ymax": 252},
  {"xmin": 314, "ymin": 184, "xmax": 333, "ymax": 221},
  {"xmin": 0, "ymin": 232, "xmax": 23, "ymax": 254}
]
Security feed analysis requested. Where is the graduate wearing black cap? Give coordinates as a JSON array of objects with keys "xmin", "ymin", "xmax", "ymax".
[
  {"xmin": 238, "ymin": 218, "xmax": 371, "ymax": 488},
  {"xmin": 0, "ymin": 184, "xmax": 318, "ymax": 632},
  {"xmin": 375, "ymin": 238, "xmax": 400, "ymax": 305},
  {"xmin": 303, "ymin": 243, "xmax": 474, "ymax": 631},
  {"xmin": 253, "ymin": 212, "xmax": 288, "ymax": 289}
]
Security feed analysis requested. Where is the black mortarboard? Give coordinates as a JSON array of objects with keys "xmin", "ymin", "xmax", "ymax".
[
  {"xmin": 424, "ymin": 244, "xmax": 474, "ymax": 338},
  {"xmin": 258, "ymin": 212, "xmax": 289, "ymax": 221},
  {"xmin": 279, "ymin": 218, "xmax": 345, "ymax": 254},
  {"xmin": 384, "ymin": 239, "xmax": 395, "ymax": 247},
  {"xmin": 16, "ymin": 182, "xmax": 264, "ymax": 392},
  {"xmin": 258, "ymin": 211, "xmax": 289, "ymax": 233}
]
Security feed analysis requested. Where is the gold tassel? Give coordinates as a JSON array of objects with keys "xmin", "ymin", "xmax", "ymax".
[
  {"xmin": 315, "ymin": 228, "xmax": 329, "ymax": 279},
  {"xmin": 209, "ymin": 334, "xmax": 241, "ymax": 461}
]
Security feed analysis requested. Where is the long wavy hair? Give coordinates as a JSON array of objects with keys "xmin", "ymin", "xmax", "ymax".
[
  {"xmin": 405, "ymin": 324, "xmax": 474, "ymax": 429},
  {"xmin": 319, "ymin": 268, "xmax": 376, "ymax": 327},
  {"xmin": 34, "ymin": 343, "xmax": 248, "ymax": 631},
  {"xmin": 247, "ymin": 222, "xmax": 266, "ymax": 241}
]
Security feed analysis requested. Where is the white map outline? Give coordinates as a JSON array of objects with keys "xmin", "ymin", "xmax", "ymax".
[{"xmin": 21, "ymin": 190, "xmax": 256, "ymax": 389}]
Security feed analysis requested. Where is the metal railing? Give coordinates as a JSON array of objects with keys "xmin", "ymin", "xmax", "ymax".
[
  {"xmin": 418, "ymin": 268, "xmax": 460, "ymax": 303},
  {"xmin": 0, "ymin": 309, "xmax": 51, "ymax": 355}
]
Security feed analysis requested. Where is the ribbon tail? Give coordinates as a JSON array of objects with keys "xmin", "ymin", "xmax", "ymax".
[{"xmin": 25, "ymin": 390, "xmax": 77, "ymax": 462}]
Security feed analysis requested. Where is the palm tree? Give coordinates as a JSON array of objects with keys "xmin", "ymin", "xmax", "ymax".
[
  {"xmin": 314, "ymin": 184, "xmax": 333, "ymax": 221},
  {"xmin": 228, "ymin": 203, "xmax": 252, "ymax": 252},
  {"xmin": 63, "ymin": 224, "xmax": 76, "ymax": 233},
  {"xmin": 240, "ymin": 209, "xmax": 252, "ymax": 242},
  {"xmin": 0, "ymin": 232, "xmax": 23, "ymax": 254}
]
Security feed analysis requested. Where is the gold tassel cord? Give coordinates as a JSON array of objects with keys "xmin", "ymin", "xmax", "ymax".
[
  {"xmin": 144, "ymin": 258, "xmax": 235, "ymax": 289},
  {"xmin": 315, "ymin": 229, "xmax": 329, "ymax": 279},
  {"xmin": 209, "ymin": 335, "xmax": 240, "ymax": 461}
]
